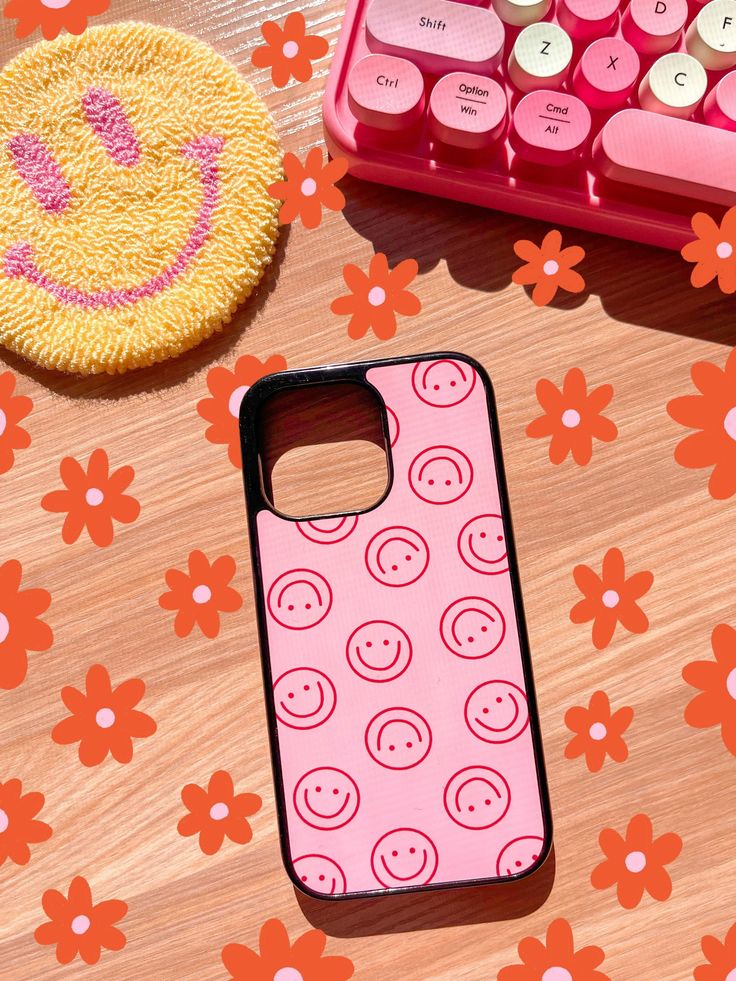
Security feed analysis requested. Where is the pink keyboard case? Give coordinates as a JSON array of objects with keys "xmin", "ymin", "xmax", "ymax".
[
  {"xmin": 240, "ymin": 353, "xmax": 552, "ymax": 899},
  {"xmin": 323, "ymin": 0, "xmax": 732, "ymax": 250}
]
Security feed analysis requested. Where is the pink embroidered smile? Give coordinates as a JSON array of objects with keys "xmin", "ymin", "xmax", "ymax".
[{"xmin": 4, "ymin": 88, "xmax": 224, "ymax": 310}]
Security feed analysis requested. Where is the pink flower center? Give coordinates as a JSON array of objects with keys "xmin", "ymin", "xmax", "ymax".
[
  {"xmin": 716, "ymin": 241, "xmax": 734, "ymax": 259},
  {"xmin": 192, "ymin": 584, "xmax": 212, "ymax": 605},
  {"xmin": 282, "ymin": 41, "xmax": 300, "ymax": 59},
  {"xmin": 300, "ymin": 178, "xmax": 318, "ymax": 197},
  {"xmin": 85, "ymin": 487, "xmax": 104, "ymax": 507},
  {"xmin": 0, "ymin": 409, "xmax": 6, "ymax": 437},
  {"xmin": 274, "ymin": 970, "xmax": 305, "ymax": 981},
  {"xmin": 368, "ymin": 286, "xmax": 386, "ymax": 307},
  {"xmin": 0, "ymin": 612, "xmax": 9, "ymax": 644},
  {"xmin": 228, "ymin": 384, "xmax": 249, "ymax": 419},
  {"xmin": 625, "ymin": 850, "xmax": 646, "ymax": 873},
  {"xmin": 209, "ymin": 801, "xmax": 230, "ymax": 821},
  {"xmin": 0, "ymin": 808, "xmax": 8, "ymax": 834},
  {"xmin": 543, "ymin": 259, "xmax": 560, "ymax": 276},
  {"xmin": 724, "ymin": 407, "xmax": 736, "ymax": 442},
  {"xmin": 602, "ymin": 589, "xmax": 620, "ymax": 609},
  {"xmin": 71, "ymin": 914, "xmax": 91, "ymax": 935},
  {"xmin": 589, "ymin": 722, "xmax": 607, "ymax": 741},
  {"xmin": 96, "ymin": 707, "xmax": 116, "ymax": 729},
  {"xmin": 727, "ymin": 668, "xmax": 736, "ymax": 700},
  {"xmin": 725, "ymin": 970, "xmax": 736, "ymax": 981},
  {"xmin": 542, "ymin": 970, "xmax": 573, "ymax": 981},
  {"xmin": 42, "ymin": 0, "xmax": 72, "ymax": 7},
  {"xmin": 561, "ymin": 409, "xmax": 580, "ymax": 428}
]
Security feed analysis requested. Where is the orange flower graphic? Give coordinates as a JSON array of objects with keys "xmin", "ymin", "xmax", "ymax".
[
  {"xmin": 251, "ymin": 12, "xmax": 329, "ymax": 88},
  {"xmin": 51, "ymin": 664, "xmax": 157, "ymax": 767},
  {"xmin": 331, "ymin": 252, "xmax": 421, "ymax": 340},
  {"xmin": 35, "ymin": 875, "xmax": 127, "ymax": 965},
  {"xmin": 570, "ymin": 547, "xmax": 653, "ymax": 651},
  {"xmin": 159, "ymin": 550, "xmax": 242, "ymax": 639},
  {"xmin": 41, "ymin": 448, "xmax": 140, "ymax": 547},
  {"xmin": 498, "ymin": 917, "xmax": 610, "ymax": 981},
  {"xmin": 0, "ymin": 558, "xmax": 53, "ymax": 691},
  {"xmin": 681, "ymin": 208, "xmax": 736, "ymax": 294},
  {"xmin": 3, "ymin": 0, "xmax": 109, "ymax": 40},
  {"xmin": 512, "ymin": 229, "xmax": 586, "ymax": 306},
  {"xmin": 667, "ymin": 347, "xmax": 736, "ymax": 500},
  {"xmin": 0, "ymin": 778, "xmax": 52, "ymax": 867},
  {"xmin": 694, "ymin": 921, "xmax": 736, "ymax": 980},
  {"xmin": 683, "ymin": 623, "xmax": 736, "ymax": 757},
  {"xmin": 178, "ymin": 770, "xmax": 262, "ymax": 855},
  {"xmin": 526, "ymin": 367, "xmax": 617, "ymax": 466},
  {"xmin": 269, "ymin": 148, "xmax": 348, "ymax": 229},
  {"xmin": 222, "ymin": 918, "xmax": 354, "ymax": 981},
  {"xmin": 197, "ymin": 354, "xmax": 286, "ymax": 469},
  {"xmin": 591, "ymin": 813, "xmax": 682, "ymax": 909},
  {"xmin": 0, "ymin": 371, "xmax": 32, "ymax": 476},
  {"xmin": 564, "ymin": 690, "xmax": 634, "ymax": 773}
]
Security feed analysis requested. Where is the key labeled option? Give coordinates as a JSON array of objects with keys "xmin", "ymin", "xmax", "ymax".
[
  {"xmin": 704, "ymin": 71, "xmax": 736, "ymax": 129},
  {"xmin": 511, "ymin": 90, "xmax": 592, "ymax": 164},
  {"xmin": 348, "ymin": 53, "xmax": 426, "ymax": 130},
  {"xmin": 557, "ymin": 0, "xmax": 620, "ymax": 41},
  {"xmin": 509, "ymin": 22, "xmax": 574, "ymax": 92},
  {"xmin": 573, "ymin": 37, "xmax": 640, "ymax": 109},
  {"xmin": 622, "ymin": 0, "xmax": 688, "ymax": 54},
  {"xmin": 685, "ymin": 0, "xmax": 736, "ymax": 71},
  {"xmin": 593, "ymin": 108, "xmax": 736, "ymax": 204},
  {"xmin": 366, "ymin": 0, "xmax": 505, "ymax": 77},
  {"xmin": 429, "ymin": 73, "xmax": 508, "ymax": 148},
  {"xmin": 492, "ymin": 0, "xmax": 552, "ymax": 28},
  {"xmin": 639, "ymin": 51, "xmax": 707, "ymax": 117}
]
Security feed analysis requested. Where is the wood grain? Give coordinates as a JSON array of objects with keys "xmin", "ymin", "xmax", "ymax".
[{"xmin": 1, "ymin": 1, "xmax": 735, "ymax": 978}]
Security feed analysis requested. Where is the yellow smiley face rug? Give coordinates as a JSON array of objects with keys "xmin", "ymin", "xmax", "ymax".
[{"xmin": 0, "ymin": 23, "xmax": 282, "ymax": 374}]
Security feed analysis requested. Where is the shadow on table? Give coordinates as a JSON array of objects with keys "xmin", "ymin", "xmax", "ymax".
[
  {"xmin": 296, "ymin": 847, "xmax": 555, "ymax": 938},
  {"xmin": 0, "ymin": 224, "xmax": 290, "ymax": 401},
  {"xmin": 340, "ymin": 175, "xmax": 736, "ymax": 348}
]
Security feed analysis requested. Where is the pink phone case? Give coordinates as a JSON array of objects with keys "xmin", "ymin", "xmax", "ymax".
[{"xmin": 240, "ymin": 353, "xmax": 551, "ymax": 900}]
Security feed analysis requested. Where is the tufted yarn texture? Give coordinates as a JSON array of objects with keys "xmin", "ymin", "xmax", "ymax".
[{"xmin": 0, "ymin": 23, "xmax": 282, "ymax": 375}]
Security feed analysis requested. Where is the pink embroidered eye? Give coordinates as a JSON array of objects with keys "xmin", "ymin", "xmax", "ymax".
[
  {"xmin": 7, "ymin": 134, "xmax": 70, "ymax": 213},
  {"xmin": 82, "ymin": 87, "xmax": 141, "ymax": 168}
]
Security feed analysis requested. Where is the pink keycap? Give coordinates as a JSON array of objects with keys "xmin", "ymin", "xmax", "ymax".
[
  {"xmin": 511, "ymin": 90, "xmax": 592, "ymax": 164},
  {"xmin": 429, "ymin": 73, "xmax": 508, "ymax": 148},
  {"xmin": 557, "ymin": 0, "xmax": 620, "ymax": 41},
  {"xmin": 704, "ymin": 72, "xmax": 736, "ymax": 130},
  {"xmin": 348, "ymin": 54, "xmax": 426, "ymax": 130},
  {"xmin": 573, "ymin": 37, "xmax": 640, "ymax": 109},
  {"xmin": 621, "ymin": 0, "xmax": 688, "ymax": 54},
  {"xmin": 365, "ymin": 0, "xmax": 505, "ymax": 77},
  {"xmin": 593, "ymin": 108, "xmax": 736, "ymax": 204}
]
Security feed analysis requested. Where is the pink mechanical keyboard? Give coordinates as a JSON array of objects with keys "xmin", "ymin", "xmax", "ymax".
[{"xmin": 322, "ymin": 0, "xmax": 736, "ymax": 248}]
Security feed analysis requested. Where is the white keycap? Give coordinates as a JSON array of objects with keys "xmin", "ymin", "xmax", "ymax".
[
  {"xmin": 492, "ymin": 0, "xmax": 552, "ymax": 27},
  {"xmin": 638, "ymin": 51, "xmax": 708, "ymax": 117},
  {"xmin": 685, "ymin": 0, "xmax": 736, "ymax": 70},
  {"xmin": 508, "ymin": 22, "xmax": 574, "ymax": 92}
]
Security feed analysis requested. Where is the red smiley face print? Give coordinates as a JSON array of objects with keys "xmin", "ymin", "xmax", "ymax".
[
  {"xmin": 267, "ymin": 569, "xmax": 332, "ymax": 629},
  {"xmin": 412, "ymin": 359, "xmax": 477, "ymax": 407},
  {"xmin": 496, "ymin": 835, "xmax": 545, "ymax": 877},
  {"xmin": 346, "ymin": 620, "xmax": 413, "ymax": 682},
  {"xmin": 408, "ymin": 446, "xmax": 474, "ymax": 505},
  {"xmin": 364, "ymin": 708, "xmax": 432, "ymax": 770},
  {"xmin": 440, "ymin": 597, "xmax": 506, "ymax": 659},
  {"xmin": 465, "ymin": 680, "xmax": 530, "ymax": 743},
  {"xmin": 292, "ymin": 853, "xmax": 347, "ymax": 895},
  {"xmin": 443, "ymin": 766, "xmax": 511, "ymax": 830},
  {"xmin": 365, "ymin": 526, "xmax": 429, "ymax": 587},
  {"xmin": 293, "ymin": 767, "xmax": 360, "ymax": 831},
  {"xmin": 296, "ymin": 515, "xmax": 359, "ymax": 544},
  {"xmin": 458, "ymin": 514, "xmax": 508, "ymax": 575},
  {"xmin": 370, "ymin": 829, "xmax": 439, "ymax": 888},
  {"xmin": 273, "ymin": 668, "xmax": 336, "ymax": 730}
]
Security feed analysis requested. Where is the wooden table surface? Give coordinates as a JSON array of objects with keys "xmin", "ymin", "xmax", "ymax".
[{"xmin": 2, "ymin": 1, "xmax": 736, "ymax": 978}]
